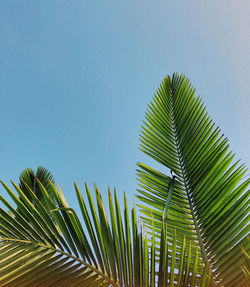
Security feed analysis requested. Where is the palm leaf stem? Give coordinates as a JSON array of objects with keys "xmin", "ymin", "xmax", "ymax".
[{"xmin": 169, "ymin": 85, "xmax": 212, "ymax": 272}]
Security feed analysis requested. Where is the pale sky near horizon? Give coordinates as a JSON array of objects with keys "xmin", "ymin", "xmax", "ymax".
[{"xmin": 0, "ymin": 0, "xmax": 249, "ymax": 212}]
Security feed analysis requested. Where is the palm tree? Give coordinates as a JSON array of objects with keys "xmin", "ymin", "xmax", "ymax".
[{"xmin": 0, "ymin": 73, "xmax": 248, "ymax": 286}]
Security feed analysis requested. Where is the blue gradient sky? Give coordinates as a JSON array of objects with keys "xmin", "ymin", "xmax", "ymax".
[{"xmin": 1, "ymin": 1, "xmax": 249, "ymax": 211}]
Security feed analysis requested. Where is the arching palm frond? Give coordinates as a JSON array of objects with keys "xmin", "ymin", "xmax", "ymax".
[
  {"xmin": 137, "ymin": 73, "xmax": 249, "ymax": 286},
  {"xmin": 0, "ymin": 179, "xmax": 211, "ymax": 286}
]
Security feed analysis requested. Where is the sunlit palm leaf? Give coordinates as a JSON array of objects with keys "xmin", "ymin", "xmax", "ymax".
[
  {"xmin": 0, "ymin": 179, "xmax": 211, "ymax": 286},
  {"xmin": 0, "ymin": 180, "xmax": 113, "ymax": 287},
  {"xmin": 137, "ymin": 73, "xmax": 250, "ymax": 286}
]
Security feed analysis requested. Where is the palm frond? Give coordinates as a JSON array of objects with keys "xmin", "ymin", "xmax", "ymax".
[
  {"xmin": 137, "ymin": 73, "xmax": 250, "ymax": 286},
  {"xmin": 0, "ymin": 179, "xmax": 211, "ymax": 286},
  {"xmin": 18, "ymin": 166, "xmax": 57, "ymax": 208}
]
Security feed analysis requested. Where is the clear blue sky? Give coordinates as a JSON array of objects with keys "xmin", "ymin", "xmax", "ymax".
[{"xmin": 1, "ymin": 1, "xmax": 249, "ymax": 212}]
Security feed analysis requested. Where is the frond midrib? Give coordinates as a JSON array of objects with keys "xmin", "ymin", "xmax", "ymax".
[{"xmin": 169, "ymin": 82, "xmax": 209, "ymax": 265}]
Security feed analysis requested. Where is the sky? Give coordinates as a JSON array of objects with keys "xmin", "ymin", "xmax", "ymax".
[{"xmin": 0, "ymin": 0, "xmax": 249, "ymax": 213}]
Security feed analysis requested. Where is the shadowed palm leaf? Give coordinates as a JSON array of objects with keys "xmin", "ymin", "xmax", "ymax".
[{"xmin": 18, "ymin": 166, "xmax": 56, "ymax": 206}]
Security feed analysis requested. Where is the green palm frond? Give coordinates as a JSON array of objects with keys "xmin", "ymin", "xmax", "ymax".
[
  {"xmin": 137, "ymin": 73, "xmax": 250, "ymax": 286},
  {"xmin": 18, "ymin": 166, "xmax": 56, "ymax": 207},
  {"xmin": 0, "ymin": 179, "xmax": 211, "ymax": 286}
]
